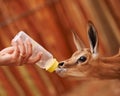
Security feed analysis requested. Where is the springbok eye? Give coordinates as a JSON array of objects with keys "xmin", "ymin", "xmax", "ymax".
[{"xmin": 77, "ymin": 56, "xmax": 87, "ymax": 63}]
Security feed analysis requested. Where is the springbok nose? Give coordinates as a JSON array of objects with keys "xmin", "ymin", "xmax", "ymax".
[{"xmin": 58, "ymin": 62, "xmax": 64, "ymax": 67}]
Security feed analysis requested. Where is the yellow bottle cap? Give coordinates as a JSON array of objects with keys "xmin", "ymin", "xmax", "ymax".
[{"xmin": 45, "ymin": 58, "xmax": 58, "ymax": 72}]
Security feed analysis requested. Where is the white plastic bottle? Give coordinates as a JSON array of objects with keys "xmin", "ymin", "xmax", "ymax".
[{"xmin": 12, "ymin": 31, "xmax": 58, "ymax": 72}]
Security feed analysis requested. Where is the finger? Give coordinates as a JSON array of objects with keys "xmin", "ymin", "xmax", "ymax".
[
  {"xmin": 17, "ymin": 38, "xmax": 26, "ymax": 57},
  {"xmin": 27, "ymin": 52, "xmax": 42, "ymax": 64},
  {"xmin": 11, "ymin": 39, "xmax": 15, "ymax": 46},
  {"xmin": 0, "ymin": 47, "xmax": 14, "ymax": 54},
  {"xmin": 25, "ymin": 39, "xmax": 32, "ymax": 58},
  {"xmin": 11, "ymin": 38, "xmax": 26, "ymax": 65},
  {"xmin": 16, "ymin": 39, "xmax": 25, "ymax": 65},
  {"xmin": 11, "ymin": 42, "xmax": 21, "ymax": 65},
  {"xmin": 23, "ymin": 39, "xmax": 32, "ymax": 63},
  {"xmin": 12, "ymin": 42, "xmax": 20, "ymax": 59}
]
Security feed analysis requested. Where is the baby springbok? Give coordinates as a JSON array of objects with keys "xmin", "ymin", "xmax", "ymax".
[{"xmin": 56, "ymin": 22, "xmax": 120, "ymax": 79}]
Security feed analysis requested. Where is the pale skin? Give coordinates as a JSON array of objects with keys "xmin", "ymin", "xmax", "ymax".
[{"xmin": 0, "ymin": 38, "xmax": 42, "ymax": 66}]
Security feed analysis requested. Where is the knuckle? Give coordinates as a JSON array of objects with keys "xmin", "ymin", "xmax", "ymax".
[
  {"xmin": 11, "ymin": 55, "xmax": 17, "ymax": 60},
  {"xmin": 28, "ymin": 52, "xmax": 32, "ymax": 56}
]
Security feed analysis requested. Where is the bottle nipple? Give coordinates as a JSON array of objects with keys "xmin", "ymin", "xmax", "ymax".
[{"xmin": 45, "ymin": 58, "xmax": 58, "ymax": 72}]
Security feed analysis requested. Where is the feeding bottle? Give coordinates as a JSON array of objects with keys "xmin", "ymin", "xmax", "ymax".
[{"xmin": 12, "ymin": 31, "xmax": 58, "ymax": 72}]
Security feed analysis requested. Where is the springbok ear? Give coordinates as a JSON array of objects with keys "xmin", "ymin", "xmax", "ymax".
[
  {"xmin": 88, "ymin": 21, "xmax": 98, "ymax": 54},
  {"xmin": 72, "ymin": 31, "xmax": 85, "ymax": 51}
]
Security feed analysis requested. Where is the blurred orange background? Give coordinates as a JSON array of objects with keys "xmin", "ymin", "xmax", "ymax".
[{"xmin": 0, "ymin": 0, "xmax": 120, "ymax": 96}]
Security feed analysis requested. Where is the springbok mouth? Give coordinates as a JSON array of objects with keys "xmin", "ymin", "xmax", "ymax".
[{"xmin": 55, "ymin": 68, "xmax": 67, "ymax": 75}]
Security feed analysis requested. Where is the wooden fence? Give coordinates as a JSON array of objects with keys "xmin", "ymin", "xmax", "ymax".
[{"xmin": 0, "ymin": 0, "xmax": 120, "ymax": 96}]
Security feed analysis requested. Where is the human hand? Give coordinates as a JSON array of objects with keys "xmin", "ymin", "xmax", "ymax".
[{"xmin": 0, "ymin": 39, "xmax": 42, "ymax": 66}]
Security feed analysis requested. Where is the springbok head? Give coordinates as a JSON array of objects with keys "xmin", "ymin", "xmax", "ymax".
[{"xmin": 56, "ymin": 22, "xmax": 120, "ymax": 79}]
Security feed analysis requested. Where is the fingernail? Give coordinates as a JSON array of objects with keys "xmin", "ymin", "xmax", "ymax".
[
  {"xmin": 11, "ymin": 40, "xmax": 17, "ymax": 46},
  {"xmin": 40, "ymin": 52, "xmax": 43, "ymax": 55}
]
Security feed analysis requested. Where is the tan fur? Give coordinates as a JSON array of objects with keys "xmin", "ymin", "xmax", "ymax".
[{"xmin": 56, "ymin": 22, "xmax": 120, "ymax": 79}]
